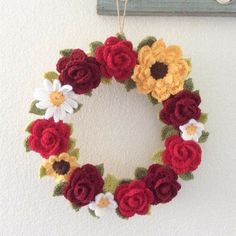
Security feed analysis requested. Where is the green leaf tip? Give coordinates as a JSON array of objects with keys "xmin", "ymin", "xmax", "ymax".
[
  {"xmin": 60, "ymin": 49, "xmax": 73, "ymax": 57},
  {"xmin": 96, "ymin": 163, "xmax": 104, "ymax": 176},
  {"xmin": 124, "ymin": 78, "xmax": 136, "ymax": 92},
  {"xmin": 29, "ymin": 100, "xmax": 46, "ymax": 116},
  {"xmin": 89, "ymin": 41, "xmax": 103, "ymax": 55},
  {"xmin": 44, "ymin": 71, "xmax": 59, "ymax": 81},
  {"xmin": 198, "ymin": 131, "xmax": 209, "ymax": 143},
  {"xmin": 151, "ymin": 150, "xmax": 164, "ymax": 165},
  {"xmin": 135, "ymin": 167, "xmax": 147, "ymax": 179},
  {"xmin": 147, "ymin": 93, "xmax": 158, "ymax": 105},
  {"xmin": 69, "ymin": 148, "xmax": 80, "ymax": 160},
  {"xmin": 39, "ymin": 165, "xmax": 47, "ymax": 178},
  {"xmin": 103, "ymin": 174, "xmax": 119, "ymax": 194},
  {"xmin": 161, "ymin": 125, "xmax": 178, "ymax": 141},
  {"xmin": 24, "ymin": 138, "xmax": 30, "ymax": 152},
  {"xmin": 199, "ymin": 113, "xmax": 208, "ymax": 124},
  {"xmin": 137, "ymin": 36, "xmax": 157, "ymax": 51},
  {"xmin": 179, "ymin": 172, "xmax": 194, "ymax": 181},
  {"xmin": 184, "ymin": 78, "xmax": 194, "ymax": 91},
  {"xmin": 53, "ymin": 182, "xmax": 66, "ymax": 197}
]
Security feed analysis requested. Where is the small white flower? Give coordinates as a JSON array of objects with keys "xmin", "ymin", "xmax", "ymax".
[
  {"xmin": 33, "ymin": 79, "xmax": 78, "ymax": 122},
  {"xmin": 179, "ymin": 119, "xmax": 204, "ymax": 142},
  {"xmin": 88, "ymin": 192, "xmax": 118, "ymax": 217}
]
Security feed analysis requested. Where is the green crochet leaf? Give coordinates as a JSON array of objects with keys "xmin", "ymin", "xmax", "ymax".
[
  {"xmin": 29, "ymin": 100, "xmax": 46, "ymax": 115},
  {"xmin": 44, "ymin": 71, "xmax": 59, "ymax": 81},
  {"xmin": 84, "ymin": 91, "xmax": 92, "ymax": 97},
  {"xmin": 73, "ymin": 103, "xmax": 83, "ymax": 114},
  {"xmin": 96, "ymin": 163, "xmax": 104, "ymax": 176},
  {"xmin": 137, "ymin": 36, "xmax": 157, "ymax": 51},
  {"xmin": 39, "ymin": 165, "xmax": 47, "ymax": 178},
  {"xmin": 68, "ymin": 139, "xmax": 76, "ymax": 153},
  {"xmin": 53, "ymin": 182, "xmax": 66, "ymax": 197},
  {"xmin": 89, "ymin": 41, "xmax": 103, "ymax": 55},
  {"xmin": 179, "ymin": 172, "xmax": 194, "ymax": 181},
  {"xmin": 60, "ymin": 49, "xmax": 73, "ymax": 57},
  {"xmin": 24, "ymin": 138, "xmax": 30, "ymax": 152},
  {"xmin": 71, "ymin": 203, "xmax": 80, "ymax": 212},
  {"xmin": 25, "ymin": 121, "xmax": 33, "ymax": 132},
  {"xmin": 101, "ymin": 77, "xmax": 112, "ymax": 85},
  {"xmin": 88, "ymin": 208, "xmax": 99, "ymax": 218},
  {"xmin": 193, "ymin": 90, "xmax": 200, "ymax": 95},
  {"xmin": 135, "ymin": 167, "xmax": 147, "ymax": 179},
  {"xmin": 185, "ymin": 58, "xmax": 192, "ymax": 76},
  {"xmin": 116, "ymin": 209, "xmax": 128, "ymax": 220},
  {"xmin": 124, "ymin": 78, "xmax": 136, "ymax": 92},
  {"xmin": 184, "ymin": 78, "xmax": 194, "ymax": 91},
  {"xmin": 151, "ymin": 150, "xmax": 164, "ymax": 165},
  {"xmin": 103, "ymin": 174, "xmax": 119, "ymax": 194},
  {"xmin": 198, "ymin": 113, "xmax": 208, "ymax": 124},
  {"xmin": 198, "ymin": 131, "xmax": 209, "ymax": 143},
  {"xmin": 147, "ymin": 93, "xmax": 158, "ymax": 105},
  {"xmin": 161, "ymin": 125, "xmax": 178, "ymax": 141},
  {"xmin": 116, "ymin": 33, "xmax": 126, "ymax": 40},
  {"xmin": 69, "ymin": 148, "xmax": 80, "ymax": 160},
  {"xmin": 119, "ymin": 179, "xmax": 131, "ymax": 184}
]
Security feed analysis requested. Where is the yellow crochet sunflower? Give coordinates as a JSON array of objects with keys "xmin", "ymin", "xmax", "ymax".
[
  {"xmin": 132, "ymin": 39, "xmax": 190, "ymax": 102},
  {"xmin": 43, "ymin": 152, "xmax": 78, "ymax": 181}
]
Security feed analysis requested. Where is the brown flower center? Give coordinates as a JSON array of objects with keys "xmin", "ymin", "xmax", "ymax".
[
  {"xmin": 50, "ymin": 91, "xmax": 65, "ymax": 106},
  {"xmin": 52, "ymin": 160, "xmax": 70, "ymax": 175},
  {"xmin": 150, "ymin": 62, "xmax": 168, "ymax": 80},
  {"xmin": 97, "ymin": 198, "xmax": 110, "ymax": 208}
]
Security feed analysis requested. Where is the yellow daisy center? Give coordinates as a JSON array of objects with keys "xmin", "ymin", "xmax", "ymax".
[
  {"xmin": 150, "ymin": 62, "xmax": 168, "ymax": 80},
  {"xmin": 50, "ymin": 91, "xmax": 65, "ymax": 106},
  {"xmin": 186, "ymin": 124, "xmax": 197, "ymax": 135},
  {"xmin": 98, "ymin": 198, "xmax": 109, "ymax": 208}
]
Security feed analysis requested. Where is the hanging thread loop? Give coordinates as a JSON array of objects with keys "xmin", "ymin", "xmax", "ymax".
[{"xmin": 116, "ymin": 0, "xmax": 128, "ymax": 34}]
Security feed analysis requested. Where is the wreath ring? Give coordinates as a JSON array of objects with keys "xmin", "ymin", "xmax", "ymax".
[{"xmin": 24, "ymin": 35, "xmax": 209, "ymax": 219}]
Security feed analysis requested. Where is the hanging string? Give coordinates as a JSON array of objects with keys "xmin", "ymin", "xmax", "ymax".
[{"xmin": 116, "ymin": 0, "xmax": 129, "ymax": 34}]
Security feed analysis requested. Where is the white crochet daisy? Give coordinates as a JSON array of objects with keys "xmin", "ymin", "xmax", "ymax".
[
  {"xmin": 179, "ymin": 119, "xmax": 204, "ymax": 142},
  {"xmin": 34, "ymin": 79, "xmax": 78, "ymax": 122},
  {"xmin": 88, "ymin": 192, "xmax": 118, "ymax": 217}
]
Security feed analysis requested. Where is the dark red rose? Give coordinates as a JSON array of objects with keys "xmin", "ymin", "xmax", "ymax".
[
  {"xmin": 57, "ymin": 49, "xmax": 101, "ymax": 94},
  {"xmin": 162, "ymin": 136, "xmax": 202, "ymax": 174},
  {"xmin": 63, "ymin": 164, "xmax": 104, "ymax": 207},
  {"xmin": 160, "ymin": 90, "xmax": 201, "ymax": 128},
  {"xmin": 114, "ymin": 180, "xmax": 154, "ymax": 218},
  {"xmin": 28, "ymin": 119, "xmax": 71, "ymax": 158},
  {"xmin": 143, "ymin": 164, "xmax": 181, "ymax": 204},
  {"xmin": 95, "ymin": 36, "xmax": 137, "ymax": 81}
]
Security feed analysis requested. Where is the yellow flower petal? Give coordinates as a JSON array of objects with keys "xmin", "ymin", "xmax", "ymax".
[
  {"xmin": 165, "ymin": 45, "xmax": 183, "ymax": 63},
  {"xmin": 138, "ymin": 46, "xmax": 155, "ymax": 67},
  {"xmin": 151, "ymin": 39, "xmax": 166, "ymax": 57}
]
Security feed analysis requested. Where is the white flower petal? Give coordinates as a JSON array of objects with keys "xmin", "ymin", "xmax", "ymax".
[
  {"xmin": 53, "ymin": 80, "xmax": 61, "ymax": 91},
  {"xmin": 36, "ymin": 101, "xmax": 51, "ymax": 109},
  {"xmin": 33, "ymin": 88, "xmax": 49, "ymax": 101},
  {"xmin": 53, "ymin": 108, "xmax": 60, "ymax": 122},
  {"xmin": 66, "ymin": 91, "xmax": 78, "ymax": 100},
  {"xmin": 59, "ymin": 107, "xmax": 66, "ymax": 120},
  {"xmin": 181, "ymin": 133, "xmax": 192, "ymax": 141},
  {"xmin": 104, "ymin": 192, "xmax": 114, "ymax": 201},
  {"xmin": 61, "ymin": 102, "xmax": 73, "ymax": 114},
  {"xmin": 108, "ymin": 201, "xmax": 118, "ymax": 209},
  {"xmin": 94, "ymin": 208, "xmax": 106, "ymax": 217},
  {"xmin": 88, "ymin": 202, "xmax": 96, "ymax": 211},
  {"xmin": 43, "ymin": 79, "xmax": 53, "ymax": 92},
  {"xmin": 65, "ymin": 98, "xmax": 78, "ymax": 109},
  {"xmin": 44, "ymin": 106, "xmax": 56, "ymax": 119},
  {"xmin": 95, "ymin": 193, "xmax": 104, "ymax": 203},
  {"xmin": 60, "ymin": 85, "xmax": 72, "ymax": 93}
]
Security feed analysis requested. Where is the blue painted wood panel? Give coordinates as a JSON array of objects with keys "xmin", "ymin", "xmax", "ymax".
[{"xmin": 97, "ymin": 0, "xmax": 236, "ymax": 16}]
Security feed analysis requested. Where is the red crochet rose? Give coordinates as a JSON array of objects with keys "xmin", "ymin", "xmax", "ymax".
[
  {"xmin": 115, "ymin": 180, "xmax": 154, "ymax": 218},
  {"xmin": 28, "ymin": 119, "xmax": 71, "ymax": 158},
  {"xmin": 63, "ymin": 164, "xmax": 104, "ymax": 207},
  {"xmin": 57, "ymin": 49, "xmax": 101, "ymax": 94},
  {"xmin": 95, "ymin": 36, "xmax": 137, "ymax": 81},
  {"xmin": 143, "ymin": 164, "xmax": 181, "ymax": 204},
  {"xmin": 160, "ymin": 90, "xmax": 201, "ymax": 128},
  {"xmin": 162, "ymin": 136, "xmax": 202, "ymax": 174}
]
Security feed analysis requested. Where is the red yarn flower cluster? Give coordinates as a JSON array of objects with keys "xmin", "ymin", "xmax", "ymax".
[
  {"xmin": 28, "ymin": 119, "xmax": 71, "ymax": 158},
  {"xmin": 96, "ymin": 37, "xmax": 137, "ymax": 81},
  {"xmin": 57, "ymin": 49, "xmax": 101, "ymax": 94},
  {"xmin": 63, "ymin": 164, "xmax": 104, "ymax": 207},
  {"xmin": 160, "ymin": 90, "xmax": 201, "ymax": 128}
]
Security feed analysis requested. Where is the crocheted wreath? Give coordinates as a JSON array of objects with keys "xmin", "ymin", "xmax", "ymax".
[{"xmin": 24, "ymin": 35, "xmax": 209, "ymax": 219}]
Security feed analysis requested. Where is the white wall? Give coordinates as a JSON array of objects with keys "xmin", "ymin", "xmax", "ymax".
[{"xmin": 1, "ymin": 0, "xmax": 236, "ymax": 235}]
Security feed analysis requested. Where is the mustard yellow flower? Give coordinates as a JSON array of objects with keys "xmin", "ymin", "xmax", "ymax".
[
  {"xmin": 43, "ymin": 152, "xmax": 78, "ymax": 181},
  {"xmin": 132, "ymin": 39, "xmax": 190, "ymax": 102}
]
